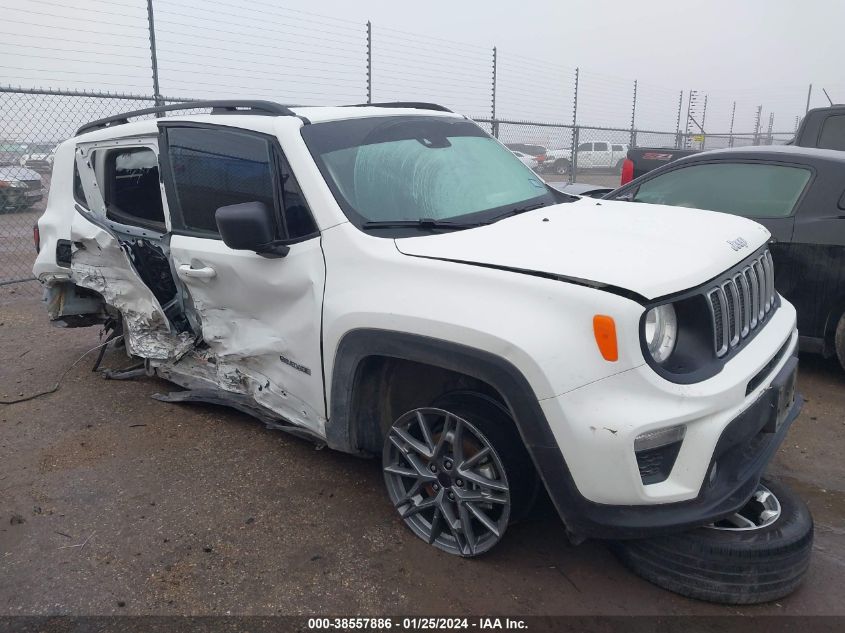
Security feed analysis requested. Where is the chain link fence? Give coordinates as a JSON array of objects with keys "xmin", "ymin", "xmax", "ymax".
[
  {"xmin": 0, "ymin": 86, "xmax": 799, "ymax": 297},
  {"xmin": 0, "ymin": 88, "xmax": 199, "ymax": 297}
]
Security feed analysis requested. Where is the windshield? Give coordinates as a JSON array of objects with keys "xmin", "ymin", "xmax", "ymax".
[{"xmin": 301, "ymin": 116, "xmax": 558, "ymax": 232}]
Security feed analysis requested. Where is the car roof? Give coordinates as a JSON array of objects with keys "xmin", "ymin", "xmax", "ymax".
[
  {"xmin": 72, "ymin": 104, "xmax": 464, "ymax": 143},
  {"xmin": 680, "ymin": 144, "xmax": 845, "ymax": 165}
]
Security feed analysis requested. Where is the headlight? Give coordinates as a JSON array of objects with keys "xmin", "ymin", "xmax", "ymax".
[{"xmin": 644, "ymin": 304, "xmax": 678, "ymax": 363}]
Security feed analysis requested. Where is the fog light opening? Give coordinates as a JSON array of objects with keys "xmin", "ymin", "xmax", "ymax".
[{"xmin": 634, "ymin": 425, "xmax": 686, "ymax": 485}]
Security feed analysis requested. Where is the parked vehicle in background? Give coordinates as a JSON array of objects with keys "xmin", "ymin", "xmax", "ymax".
[
  {"xmin": 0, "ymin": 165, "xmax": 45, "ymax": 212},
  {"xmin": 616, "ymin": 104, "xmax": 845, "ymax": 188},
  {"xmin": 19, "ymin": 143, "xmax": 57, "ymax": 172},
  {"xmin": 0, "ymin": 142, "xmax": 28, "ymax": 166},
  {"xmin": 34, "ymin": 100, "xmax": 810, "ymax": 604},
  {"xmin": 620, "ymin": 147, "xmax": 700, "ymax": 185},
  {"xmin": 505, "ymin": 143, "xmax": 547, "ymax": 171},
  {"xmin": 606, "ymin": 145, "xmax": 845, "ymax": 370},
  {"xmin": 793, "ymin": 105, "xmax": 845, "ymax": 150},
  {"xmin": 543, "ymin": 142, "xmax": 628, "ymax": 176},
  {"xmin": 509, "ymin": 149, "xmax": 540, "ymax": 170}
]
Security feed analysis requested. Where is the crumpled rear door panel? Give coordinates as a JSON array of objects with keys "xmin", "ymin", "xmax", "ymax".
[{"xmin": 70, "ymin": 141, "xmax": 193, "ymax": 361}]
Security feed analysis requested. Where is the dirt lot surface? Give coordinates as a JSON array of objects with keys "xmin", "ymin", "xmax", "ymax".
[{"xmin": 1, "ymin": 291, "xmax": 844, "ymax": 616}]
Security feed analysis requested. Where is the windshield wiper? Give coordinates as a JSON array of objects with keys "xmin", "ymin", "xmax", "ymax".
[
  {"xmin": 485, "ymin": 201, "xmax": 549, "ymax": 224},
  {"xmin": 362, "ymin": 218, "xmax": 485, "ymax": 231}
]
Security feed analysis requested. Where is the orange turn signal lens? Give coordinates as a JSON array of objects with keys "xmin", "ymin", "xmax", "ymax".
[{"xmin": 593, "ymin": 315, "xmax": 618, "ymax": 362}]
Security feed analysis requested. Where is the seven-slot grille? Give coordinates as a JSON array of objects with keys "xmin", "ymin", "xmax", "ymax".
[{"xmin": 707, "ymin": 250, "xmax": 776, "ymax": 357}]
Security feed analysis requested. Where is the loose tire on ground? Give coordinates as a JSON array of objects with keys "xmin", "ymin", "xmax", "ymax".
[{"xmin": 610, "ymin": 479, "xmax": 813, "ymax": 604}]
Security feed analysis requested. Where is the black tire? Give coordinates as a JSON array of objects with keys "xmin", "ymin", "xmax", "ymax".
[
  {"xmin": 382, "ymin": 391, "xmax": 537, "ymax": 556},
  {"xmin": 834, "ymin": 312, "xmax": 845, "ymax": 372},
  {"xmin": 552, "ymin": 159, "xmax": 571, "ymax": 176},
  {"xmin": 610, "ymin": 479, "xmax": 813, "ymax": 604}
]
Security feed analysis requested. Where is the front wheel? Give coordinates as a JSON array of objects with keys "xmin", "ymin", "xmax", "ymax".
[{"xmin": 382, "ymin": 393, "xmax": 535, "ymax": 557}]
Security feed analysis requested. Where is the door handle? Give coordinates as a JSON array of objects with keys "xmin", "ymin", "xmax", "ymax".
[{"xmin": 178, "ymin": 264, "xmax": 216, "ymax": 279}]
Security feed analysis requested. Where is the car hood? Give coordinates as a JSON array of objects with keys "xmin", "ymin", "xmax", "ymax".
[
  {"xmin": 0, "ymin": 165, "xmax": 41, "ymax": 181},
  {"xmin": 394, "ymin": 197, "xmax": 771, "ymax": 300}
]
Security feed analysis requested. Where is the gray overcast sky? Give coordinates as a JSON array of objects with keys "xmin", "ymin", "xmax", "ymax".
[{"xmin": 2, "ymin": 0, "xmax": 843, "ymax": 141}]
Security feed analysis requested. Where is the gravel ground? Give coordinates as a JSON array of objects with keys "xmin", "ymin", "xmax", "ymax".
[{"xmin": 1, "ymin": 292, "xmax": 844, "ymax": 616}]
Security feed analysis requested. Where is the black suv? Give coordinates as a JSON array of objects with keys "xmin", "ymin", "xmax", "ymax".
[{"xmin": 606, "ymin": 144, "xmax": 845, "ymax": 369}]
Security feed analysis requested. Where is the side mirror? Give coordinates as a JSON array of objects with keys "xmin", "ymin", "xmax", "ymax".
[{"xmin": 215, "ymin": 201, "xmax": 289, "ymax": 258}]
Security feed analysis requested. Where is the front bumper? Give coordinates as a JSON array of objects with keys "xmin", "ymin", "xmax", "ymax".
[
  {"xmin": 541, "ymin": 364, "xmax": 801, "ymax": 540},
  {"xmin": 530, "ymin": 300, "xmax": 801, "ymax": 539}
]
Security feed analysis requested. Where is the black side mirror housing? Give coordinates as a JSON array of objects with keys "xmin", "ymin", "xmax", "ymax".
[{"xmin": 215, "ymin": 201, "xmax": 289, "ymax": 258}]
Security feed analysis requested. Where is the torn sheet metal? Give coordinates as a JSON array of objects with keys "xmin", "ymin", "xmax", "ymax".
[
  {"xmin": 151, "ymin": 389, "xmax": 324, "ymax": 444},
  {"xmin": 69, "ymin": 217, "xmax": 193, "ymax": 361},
  {"xmin": 168, "ymin": 235, "xmax": 328, "ymax": 437}
]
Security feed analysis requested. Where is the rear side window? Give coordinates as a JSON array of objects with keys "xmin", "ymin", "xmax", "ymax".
[
  {"xmin": 593, "ymin": 142, "xmax": 609, "ymax": 151},
  {"xmin": 818, "ymin": 115, "xmax": 845, "ymax": 151},
  {"xmin": 72, "ymin": 161, "xmax": 88, "ymax": 207},
  {"xmin": 577, "ymin": 142, "xmax": 592, "ymax": 151},
  {"xmin": 631, "ymin": 162, "xmax": 811, "ymax": 218},
  {"xmin": 612, "ymin": 144, "xmax": 624, "ymax": 151},
  {"xmin": 104, "ymin": 147, "xmax": 165, "ymax": 229}
]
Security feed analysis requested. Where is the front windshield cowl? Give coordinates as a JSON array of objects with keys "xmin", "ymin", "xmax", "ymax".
[{"xmin": 301, "ymin": 115, "xmax": 569, "ymax": 236}]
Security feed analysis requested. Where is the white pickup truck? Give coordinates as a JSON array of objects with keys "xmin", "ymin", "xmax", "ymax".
[
  {"xmin": 544, "ymin": 141, "xmax": 629, "ymax": 176},
  {"xmin": 33, "ymin": 100, "xmax": 810, "ymax": 604}
]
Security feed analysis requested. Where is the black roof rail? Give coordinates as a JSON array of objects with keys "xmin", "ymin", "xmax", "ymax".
[
  {"xmin": 349, "ymin": 101, "xmax": 453, "ymax": 113},
  {"xmin": 76, "ymin": 100, "xmax": 298, "ymax": 136}
]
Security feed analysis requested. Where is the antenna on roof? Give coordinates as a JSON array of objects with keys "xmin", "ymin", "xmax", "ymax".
[{"xmin": 822, "ymin": 88, "xmax": 834, "ymax": 106}]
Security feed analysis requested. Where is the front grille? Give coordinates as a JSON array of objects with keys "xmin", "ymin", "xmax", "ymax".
[{"xmin": 707, "ymin": 250, "xmax": 776, "ymax": 358}]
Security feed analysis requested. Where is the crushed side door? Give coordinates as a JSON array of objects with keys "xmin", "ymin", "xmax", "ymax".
[{"xmin": 70, "ymin": 138, "xmax": 194, "ymax": 360}]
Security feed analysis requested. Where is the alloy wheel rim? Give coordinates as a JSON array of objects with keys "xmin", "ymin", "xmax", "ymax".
[
  {"xmin": 383, "ymin": 407, "xmax": 511, "ymax": 556},
  {"xmin": 706, "ymin": 484, "xmax": 782, "ymax": 531}
]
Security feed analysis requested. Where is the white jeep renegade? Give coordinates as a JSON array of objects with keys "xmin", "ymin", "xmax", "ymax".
[{"xmin": 34, "ymin": 101, "xmax": 802, "ymax": 565}]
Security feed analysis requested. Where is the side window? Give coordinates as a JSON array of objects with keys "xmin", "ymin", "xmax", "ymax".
[
  {"xmin": 165, "ymin": 126, "xmax": 317, "ymax": 240},
  {"xmin": 611, "ymin": 144, "xmax": 624, "ymax": 151},
  {"xmin": 577, "ymin": 142, "xmax": 592, "ymax": 151},
  {"xmin": 593, "ymin": 142, "xmax": 609, "ymax": 151},
  {"xmin": 631, "ymin": 162, "xmax": 811, "ymax": 218},
  {"xmin": 103, "ymin": 147, "xmax": 165, "ymax": 229},
  {"xmin": 72, "ymin": 161, "xmax": 88, "ymax": 208},
  {"xmin": 818, "ymin": 115, "xmax": 845, "ymax": 151},
  {"xmin": 165, "ymin": 127, "xmax": 276, "ymax": 236},
  {"xmin": 280, "ymin": 157, "xmax": 318, "ymax": 239}
]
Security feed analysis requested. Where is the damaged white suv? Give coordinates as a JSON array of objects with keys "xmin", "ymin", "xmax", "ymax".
[{"xmin": 34, "ymin": 101, "xmax": 809, "ymax": 603}]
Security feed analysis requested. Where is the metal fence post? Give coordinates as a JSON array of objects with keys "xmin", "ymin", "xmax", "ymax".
[
  {"xmin": 491, "ymin": 46, "xmax": 498, "ymax": 138},
  {"xmin": 728, "ymin": 101, "xmax": 736, "ymax": 147},
  {"xmin": 146, "ymin": 0, "xmax": 163, "ymax": 109},
  {"xmin": 683, "ymin": 90, "xmax": 694, "ymax": 148},
  {"xmin": 753, "ymin": 105, "xmax": 762, "ymax": 145},
  {"xmin": 674, "ymin": 90, "xmax": 683, "ymax": 148},
  {"xmin": 570, "ymin": 67, "xmax": 579, "ymax": 183},
  {"xmin": 366, "ymin": 21, "xmax": 372, "ymax": 104},
  {"xmin": 629, "ymin": 79, "xmax": 637, "ymax": 148}
]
